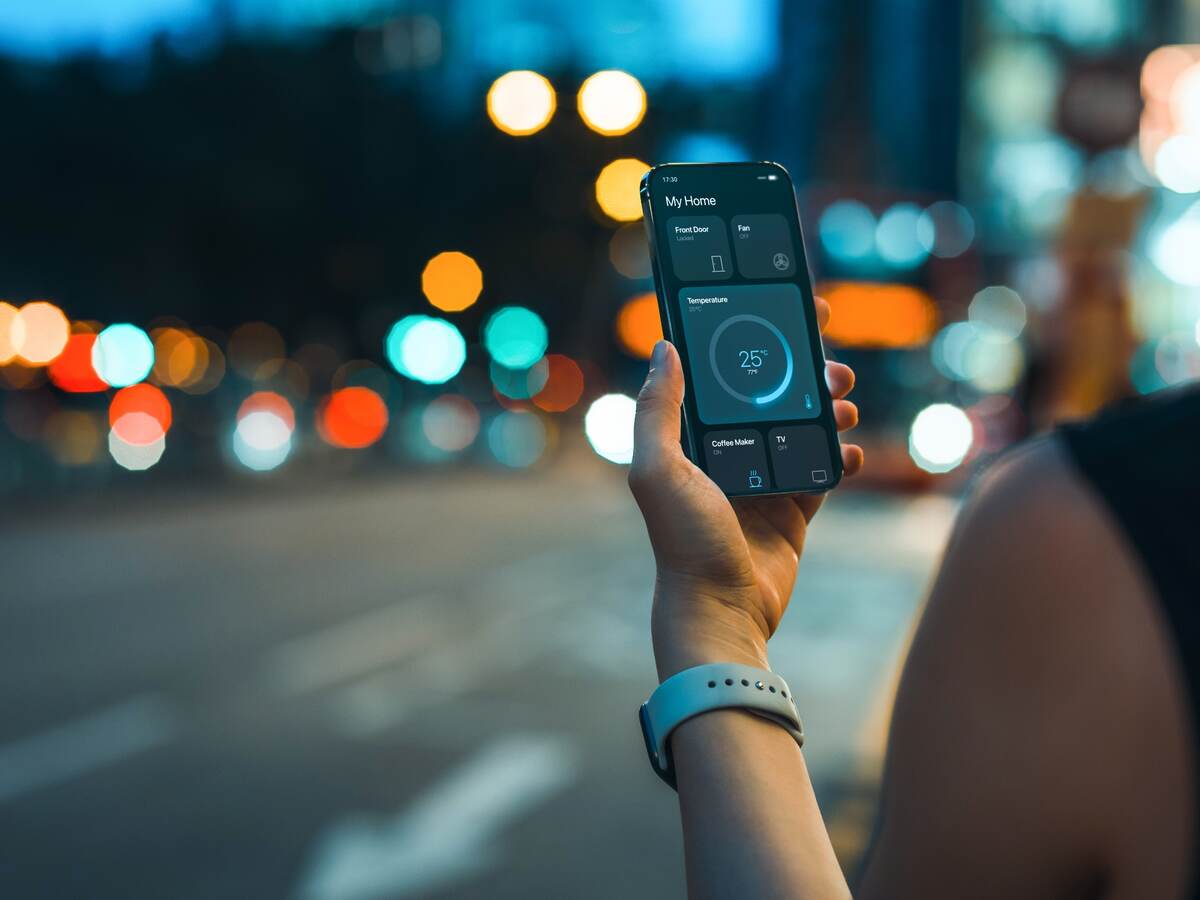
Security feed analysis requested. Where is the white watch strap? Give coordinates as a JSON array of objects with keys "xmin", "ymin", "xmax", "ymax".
[{"xmin": 639, "ymin": 663, "xmax": 804, "ymax": 788}]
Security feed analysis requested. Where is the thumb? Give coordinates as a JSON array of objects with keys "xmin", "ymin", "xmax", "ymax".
[{"xmin": 631, "ymin": 340, "xmax": 685, "ymax": 479}]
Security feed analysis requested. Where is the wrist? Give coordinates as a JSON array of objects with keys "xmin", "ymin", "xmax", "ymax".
[{"xmin": 652, "ymin": 580, "xmax": 770, "ymax": 682}]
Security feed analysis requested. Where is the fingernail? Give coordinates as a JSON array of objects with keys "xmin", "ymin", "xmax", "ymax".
[{"xmin": 651, "ymin": 341, "xmax": 668, "ymax": 367}]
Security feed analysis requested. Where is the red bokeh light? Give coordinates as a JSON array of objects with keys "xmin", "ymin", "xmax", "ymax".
[
  {"xmin": 109, "ymin": 383, "xmax": 172, "ymax": 444},
  {"xmin": 238, "ymin": 391, "xmax": 296, "ymax": 431},
  {"xmin": 318, "ymin": 386, "xmax": 388, "ymax": 449},
  {"xmin": 532, "ymin": 354, "xmax": 585, "ymax": 412},
  {"xmin": 47, "ymin": 334, "xmax": 107, "ymax": 393}
]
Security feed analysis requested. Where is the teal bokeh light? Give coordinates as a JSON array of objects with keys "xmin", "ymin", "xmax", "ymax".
[
  {"xmin": 92, "ymin": 323, "xmax": 154, "ymax": 387},
  {"xmin": 482, "ymin": 306, "xmax": 547, "ymax": 369},
  {"xmin": 385, "ymin": 315, "xmax": 465, "ymax": 385},
  {"xmin": 486, "ymin": 410, "xmax": 546, "ymax": 468}
]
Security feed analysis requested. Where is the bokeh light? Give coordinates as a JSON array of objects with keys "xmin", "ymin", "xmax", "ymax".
[
  {"xmin": 386, "ymin": 315, "xmax": 466, "ymax": 384},
  {"xmin": 229, "ymin": 322, "xmax": 285, "ymax": 380},
  {"xmin": 318, "ymin": 386, "xmax": 388, "ymax": 449},
  {"xmin": 92, "ymin": 323, "xmax": 154, "ymax": 387},
  {"xmin": 819, "ymin": 200, "xmax": 876, "ymax": 262},
  {"xmin": 916, "ymin": 201, "xmax": 976, "ymax": 258},
  {"xmin": 819, "ymin": 282, "xmax": 937, "ymax": 348},
  {"xmin": 422, "ymin": 251, "xmax": 483, "ymax": 312},
  {"xmin": 608, "ymin": 224, "xmax": 651, "ymax": 279},
  {"xmin": 421, "ymin": 395, "xmax": 480, "ymax": 452},
  {"xmin": 875, "ymin": 203, "xmax": 929, "ymax": 267},
  {"xmin": 584, "ymin": 393, "xmax": 636, "ymax": 464},
  {"xmin": 486, "ymin": 410, "xmax": 547, "ymax": 468},
  {"xmin": 238, "ymin": 391, "xmax": 296, "ymax": 430},
  {"xmin": 1150, "ymin": 206, "xmax": 1200, "ymax": 286},
  {"xmin": 108, "ymin": 427, "xmax": 166, "ymax": 475},
  {"xmin": 483, "ymin": 306, "xmax": 547, "ymax": 369},
  {"xmin": 968, "ymin": 286, "xmax": 1027, "ymax": 340},
  {"xmin": 110, "ymin": 384, "xmax": 172, "ymax": 444},
  {"xmin": 909, "ymin": 403, "xmax": 974, "ymax": 473},
  {"xmin": 1154, "ymin": 135, "xmax": 1200, "ymax": 194},
  {"xmin": 615, "ymin": 292, "xmax": 663, "ymax": 359},
  {"xmin": 152, "ymin": 327, "xmax": 210, "ymax": 388},
  {"xmin": 486, "ymin": 70, "xmax": 556, "ymax": 136},
  {"xmin": 234, "ymin": 410, "xmax": 293, "ymax": 471},
  {"xmin": 48, "ymin": 333, "xmax": 107, "ymax": 392},
  {"xmin": 44, "ymin": 410, "xmax": 103, "ymax": 466},
  {"xmin": 577, "ymin": 70, "xmax": 646, "ymax": 136},
  {"xmin": 179, "ymin": 338, "xmax": 225, "ymax": 394},
  {"xmin": 1170, "ymin": 62, "xmax": 1200, "ymax": 135},
  {"xmin": 532, "ymin": 354, "xmax": 585, "ymax": 413},
  {"xmin": 490, "ymin": 357, "xmax": 550, "ymax": 400},
  {"xmin": 15, "ymin": 301, "xmax": 69, "ymax": 365},
  {"xmin": 930, "ymin": 320, "xmax": 1025, "ymax": 392},
  {"xmin": 0, "ymin": 302, "xmax": 22, "ymax": 363},
  {"xmin": 595, "ymin": 158, "xmax": 650, "ymax": 223}
]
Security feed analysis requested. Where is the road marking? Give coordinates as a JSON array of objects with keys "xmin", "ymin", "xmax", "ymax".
[
  {"xmin": 263, "ymin": 598, "xmax": 443, "ymax": 696},
  {"xmin": 295, "ymin": 733, "xmax": 578, "ymax": 900},
  {"xmin": 0, "ymin": 694, "xmax": 177, "ymax": 804}
]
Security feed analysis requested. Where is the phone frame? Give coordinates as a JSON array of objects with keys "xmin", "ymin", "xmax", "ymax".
[{"xmin": 640, "ymin": 160, "xmax": 843, "ymax": 498}]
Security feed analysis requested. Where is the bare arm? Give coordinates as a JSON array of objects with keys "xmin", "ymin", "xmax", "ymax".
[{"xmin": 633, "ymin": 343, "xmax": 1188, "ymax": 898}]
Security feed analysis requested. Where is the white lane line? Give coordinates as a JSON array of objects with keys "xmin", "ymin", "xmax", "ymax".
[
  {"xmin": 263, "ymin": 598, "xmax": 442, "ymax": 697},
  {"xmin": 0, "ymin": 694, "xmax": 177, "ymax": 804},
  {"xmin": 295, "ymin": 733, "xmax": 578, "ymax": 900}
]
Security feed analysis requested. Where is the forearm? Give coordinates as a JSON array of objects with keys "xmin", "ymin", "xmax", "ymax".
[{"xmin": 654, "ymin": 595, "xmax": 850, "ymax": 900}]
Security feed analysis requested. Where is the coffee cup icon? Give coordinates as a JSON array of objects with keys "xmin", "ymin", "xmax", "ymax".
[{"xmin": 748, "ymin": 469, "xmax": 763, "ymax": 489}]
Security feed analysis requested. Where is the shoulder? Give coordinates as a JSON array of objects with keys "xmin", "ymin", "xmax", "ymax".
[{"xmin": 860, "ymin": 435, "xmax": 1191, "ymax": 896}]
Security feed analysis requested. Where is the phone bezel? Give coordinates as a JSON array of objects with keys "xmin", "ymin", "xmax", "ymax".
[{"xmin": 640, "ymin": 160, "xmax": 843, "ymax": 498}]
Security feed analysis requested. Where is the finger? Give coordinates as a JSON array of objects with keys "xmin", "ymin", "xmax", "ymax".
[
  {"xmin": 815, "ymin": 295, "xmax": 830, "ymax": 332},
  {"xmin": 834, "ymin": 399, "xmax": 858, "ymax": 432},
  {"xmin": 841, "ymin": 443, "xmax": 864, "ymax": 476},
  {"xmin": 825, "ymin": 361, "xmax": 854, "ymax": 399},
  {"xmin": 630, "ymin": 340, "xmax": 685, "ymax": 482}
]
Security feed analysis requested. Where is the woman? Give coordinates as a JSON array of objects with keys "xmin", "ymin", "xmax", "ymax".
[{"xmin": 629, "ymin": 297, "xmax": 1198, "ymax": 898}]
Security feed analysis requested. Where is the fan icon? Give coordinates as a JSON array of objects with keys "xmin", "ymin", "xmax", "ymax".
[{"xmin": 772, "ymin": 252, "xmax": 790, "ymax": 271}]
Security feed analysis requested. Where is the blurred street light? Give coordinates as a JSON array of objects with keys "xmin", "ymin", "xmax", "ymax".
[
  {"xmin": 487, "ymin": 70, "xmax": 556, "ymax": 136},
  {"xmin": 615, "ymin": 292, "xmax": 662, "ymax": 359},
  {"xmin": 594, "ymin": 158, "xmax": 649, "ymax": 222},
  {"xmin": 483, "ymin": 306, "xmax": 547, "ymax": 369},
  {"xmin": 92, "ymin": 323, "xmax": 154, "ymax": 387},
  {"xmin": 422, "ymin": 251, "xmax": 483, "ymax": 312},
  {"xmin": 584, "ymin": 393, "xmax": 635, "ymax": 464},
  {"xmin": 577, "ymin": 70, "xmax": 646, "ymax": 136},
  {"xmin": 909, "ymin": 403, "xmax": 973, "ymax": 474},
  {"xmin": 15, "ymin": 301, "xmax": 69, "ymax": 365}
]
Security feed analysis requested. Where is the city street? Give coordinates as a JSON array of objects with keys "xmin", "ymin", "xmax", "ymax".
[{"xmin": 0, "ymin": 446, "xmax": 956, "ymax": 899}]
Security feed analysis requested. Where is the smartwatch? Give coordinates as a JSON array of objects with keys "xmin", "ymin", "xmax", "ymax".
[{"xmin": 639, "ymin": 662, "xmax": 804, "ymax": 789}]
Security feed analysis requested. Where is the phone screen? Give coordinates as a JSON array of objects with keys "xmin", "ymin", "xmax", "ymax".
[{"xmin": 641, "ymin": 161, "xmax": 841, "ymax": 497}]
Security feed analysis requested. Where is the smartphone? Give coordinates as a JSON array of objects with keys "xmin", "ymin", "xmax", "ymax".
[{"xmin": 640, "ymin": 161, "xmax": 842, "ymax": 497}]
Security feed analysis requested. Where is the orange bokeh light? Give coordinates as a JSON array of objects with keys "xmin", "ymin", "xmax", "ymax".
[
  {"xmin": 595, "ymin": 158, "xmax": 650, "ymax": 222},
  {"xmin": 533, "ymin": 354, "xmax": 585, "ymax": 412},
  {"xmin": 615, "ymin": 292, "xmax": 663, "ymax": 359},
  {"xmin": 422, "ymin": 251, "xmax": 484, "ymax": 312},
  {"xmin": 48, "ymin": 333, "xmax": 107, "ymax": 393},
  {"xmin": 16, "ymin": 301, "xmax": 70, "ymax": 365},
  {"xmin": 0, "ymin": 302, "xmax": 20, "ymax": 363},
  {"xmin": 238, "ymin": 391, "xmax": 296, "ymax": 431},
  {"xmin": 109, "ymin": 384, "xmax": 173, "ymax": 442},
  {"xmin": 817, "ymin": 281, "xmax": 938, "ymax": 348},
  {"xmin": 318, "ymin": 386, "xmax": 388, "ymax": 449}
]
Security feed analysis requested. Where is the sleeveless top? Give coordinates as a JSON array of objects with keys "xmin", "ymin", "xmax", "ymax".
[{"xmin": 1059, "ymin": 385, "xmax": 1200, "ymax": 884}]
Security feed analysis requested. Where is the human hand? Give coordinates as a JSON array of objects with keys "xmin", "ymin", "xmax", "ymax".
[{"xmin": 628, "ymin": 297, "xmax": 863, "ymax": 679}]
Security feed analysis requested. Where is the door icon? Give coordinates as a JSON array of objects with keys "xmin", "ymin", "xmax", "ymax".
[{"xmin": 710, "ymin": 254, "xmax": 726, "ymax": 274}]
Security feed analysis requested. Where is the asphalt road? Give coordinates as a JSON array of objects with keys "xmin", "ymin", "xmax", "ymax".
[{"xmin": 0, "ymin": 449, "xmax": 955, "ymax": 899}]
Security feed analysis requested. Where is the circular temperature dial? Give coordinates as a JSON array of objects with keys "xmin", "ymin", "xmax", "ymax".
[{"xmin": 707, "ymin": 314, "xmax": 794, "ymax": 407}]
